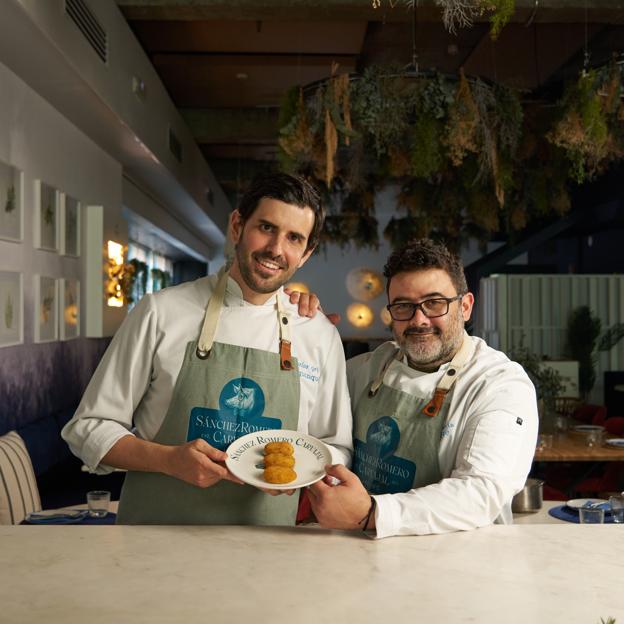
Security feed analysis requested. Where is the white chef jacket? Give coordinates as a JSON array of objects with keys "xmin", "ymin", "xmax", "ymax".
[
  {"xmin": 62, "ymin": 273, "xmax": 353, "ymax": 473},
  {"xmin": 347, "ymin": 337, "xmax": 538, "ymax": 538}
]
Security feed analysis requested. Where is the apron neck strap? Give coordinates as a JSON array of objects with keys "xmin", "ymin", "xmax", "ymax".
[
  {"xmin": 196, "ymin": 269, "xmax": 294, "ymax": 371},
  {"xmin": 196, "ymin": 268, "xmax": 228, "ymax": 359},
  {"xmin": 369, "ymin": 347, "xmax": 403, "ymax": 397},
  {"xmin": 421, "ymin": 332, "xmax": 474, "ymax": 417}
]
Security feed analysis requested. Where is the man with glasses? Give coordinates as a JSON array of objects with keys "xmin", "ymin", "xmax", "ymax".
[{"xmin": 305, "ymin": 238, "xmax": 538, "ymax": 537}]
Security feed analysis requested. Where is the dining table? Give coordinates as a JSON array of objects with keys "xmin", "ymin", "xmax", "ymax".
[
  {"xmin": 534, "ymin": 432, "xmax": 624, "ymax": 462},
  {"xmin": 2, "ymin": 511, "xmax": 623, "ymax": 624}
]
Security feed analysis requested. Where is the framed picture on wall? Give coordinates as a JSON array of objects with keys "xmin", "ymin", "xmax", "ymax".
[
  {"xmin": 0, "ymin": 160, "xmax": 23, "ymax": 243},
  {"xmin": 0, "ymin": 271, "xmax": 23, "ymax": 347},
  {"xmin": 60, "ymin": 193, "xmax": 80, "ymax": 256},
  {"xmin": 59, "ymin": 278, "xmax": 80, "ymax": 340},
  {"xmin": 34, "ymin": 180, "xmax": 59, "ymax": 252},
  {"xmin": 34, "ymin": 275, "xmax": 58, "ymax": 343}
]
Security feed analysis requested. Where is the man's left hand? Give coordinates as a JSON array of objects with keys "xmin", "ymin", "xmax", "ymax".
[{"xmin": 307, "ymin": 464, "xmax": 373, "ymax": 530}]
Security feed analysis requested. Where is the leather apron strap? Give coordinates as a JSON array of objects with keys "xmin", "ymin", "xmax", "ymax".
[
  {"xmin": 196, "ymin": 269, "xmax": 293, "ymax": 371},
  {"xmin": 421, "ymin": 332, "xmax": 475, "ymax": 417}
]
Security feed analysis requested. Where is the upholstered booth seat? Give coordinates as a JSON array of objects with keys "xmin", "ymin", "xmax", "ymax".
[{"xmin": 0, "ymin": 431, "xmax": 41, "ymax": 524}]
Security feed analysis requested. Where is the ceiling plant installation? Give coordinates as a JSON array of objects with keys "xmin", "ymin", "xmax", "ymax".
[
  {"xmin": 374, "ymin": 0, "xmax": 516, "ymax": 39},
  {"xmin": 277, "ymin": 59, "xmax": 624, "ymax": 252}
]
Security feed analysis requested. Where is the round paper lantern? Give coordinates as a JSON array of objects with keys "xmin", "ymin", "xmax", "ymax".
[
  {"xmin": 346, "ymin": 268, "xmax": 384, "ymax": 302},
  {"xmin": 380, "ymin": 306, "xmax": 392, "ymax": 326},
  {"xmin": 346, "ymin": 303, "xmax": 374, "ymax": 328}
]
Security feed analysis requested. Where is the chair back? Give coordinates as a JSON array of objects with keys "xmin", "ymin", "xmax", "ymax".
[
  {"xmin": 571, "ymin": 404, "xmax": 608, "ymax": 426},
  {"xmin": 605, "ymin": 417, "xmax": 624, "ymax": 436},
  {"xmin": 554, "ymin": 397, "xmax": 582, "ymax": 418},
  {"xmin": 0, "ymin": 431, "xmax": 42, "ymax": 524}
]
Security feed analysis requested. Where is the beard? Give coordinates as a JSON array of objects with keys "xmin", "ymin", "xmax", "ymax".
[
  {"xmin": 394, "ymin": 307, "xmax": 465, "ymax": 370},
  {"xmin": 235, "ymin": 246, "xmax": 296, "ymax": 295}
]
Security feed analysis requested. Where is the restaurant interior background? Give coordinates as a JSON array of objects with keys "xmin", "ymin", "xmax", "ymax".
[{"xmin": 1, "ymin": 0, "xmax": 624, "ymax": 508}]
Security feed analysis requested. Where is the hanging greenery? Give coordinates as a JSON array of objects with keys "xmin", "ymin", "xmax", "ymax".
[
  {"xmin": 375, "ymin": 0, "xmax": 516, "ymax": 39},
  {"xmin": 278, "ymin": 61, "xmax": 624, "ymax": 251},
  {"xmin": 547, "ymin": 63, "xmax": 624, "ymax": 184},
  {"xmin": 278, "ymin": 66, "xmax": 525, "ymax": 250}
]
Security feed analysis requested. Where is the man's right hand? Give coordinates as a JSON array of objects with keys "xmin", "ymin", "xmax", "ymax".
[{"xmin": 164, "ymin": 439, "xmax": 245, "ymax": 488}]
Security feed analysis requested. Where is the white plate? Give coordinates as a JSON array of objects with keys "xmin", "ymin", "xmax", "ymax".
[
  {"xmin": 565, "ymin": 498, "xmax": 609, "ymax": 510},
  {"xmin": 605, "ymin": 438, "xmax": 624, "ymax": 448},
  {"xmin": 572, "ymin": 425, "xmax": 605, "ymax": 432},
  {"xmin": 225, "ymin": 429, "xmax": 332, "ymax": 490}
]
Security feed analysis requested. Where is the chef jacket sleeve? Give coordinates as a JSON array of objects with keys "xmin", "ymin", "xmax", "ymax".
[
  {"xmin": 306, "ymin": 326, "xmax": 353, "ymax": 466},
  {"xmin": 61, "ymin": 294, "xmax": 159, "ymax": 474},
  {"xmin": 372, "ymin": 367, "xmax": 538, "ymax": 538}
]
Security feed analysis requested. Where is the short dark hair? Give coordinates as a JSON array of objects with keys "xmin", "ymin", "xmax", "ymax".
[
  {"xmin": 236, "ymin": 173, "xmax": 324, "ymax": 252},
  {"xmin": 383, "ymin": 238, "xmax": 468, "ymax": 295}
]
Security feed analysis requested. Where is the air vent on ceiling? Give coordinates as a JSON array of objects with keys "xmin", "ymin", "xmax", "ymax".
[
  {"xmin": 168, "ymin": 128, "xmax": 183, "ymax": 163},
  {"xmin": 65, "ymin": 0, "xmax": 108, "ymax": 64}
]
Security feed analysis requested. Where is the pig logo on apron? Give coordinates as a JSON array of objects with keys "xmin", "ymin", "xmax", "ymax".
[{"xmin": 187, "ymin": 377, "xmax": 280, "ymax": 449}]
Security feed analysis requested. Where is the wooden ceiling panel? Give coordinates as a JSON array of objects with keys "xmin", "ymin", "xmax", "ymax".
[
  {"xmin": 463, "ymin": 23, "xmax": 602, "ymax": 89},
  {"xmin": 152, "ymin": 53, "xmax": 357, "ymax": 107},
  {"xmin": 130, "ymin": 20, "xmax": 368, "ymax": 54},
  {"xmin": 359, "ymin": 20, "xmax": 488, "ymax": 74}
]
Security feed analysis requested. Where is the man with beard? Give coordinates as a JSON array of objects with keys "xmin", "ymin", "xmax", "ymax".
[
  {"xmin": 62, "ymin": 173, "xmax": 352, "ymax": 524},
  {"xmin": 305, "ymin": 239, "xmax": 538, "ymax": 537}
]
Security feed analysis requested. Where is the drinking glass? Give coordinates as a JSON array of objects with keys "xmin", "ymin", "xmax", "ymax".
[
  {"xmin": 87, "ymin": 490, "xmax": 111, "ymax": 518},
  {"xmin": 579, "ymin": 506, "xmax": 605, "ymax": 524},
  {"xmin": 609, "ymin": 495, "xmax": 624, "ymax": 523},
  {"xmin": 586, "ymin": 430, "xmax": 603, "ymax": 447},
  {"xmin": 536, "ymin": 434, "xmax": 553, "ymax": 452}
]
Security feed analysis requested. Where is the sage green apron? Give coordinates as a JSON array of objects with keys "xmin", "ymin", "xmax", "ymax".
[
  {"xmin": 117, "ymin": 270, "xmax": 300, "ymax": 525},
  {"xmin": 352, "ymin": 334, "xmax": 474, "ymax": 495}
]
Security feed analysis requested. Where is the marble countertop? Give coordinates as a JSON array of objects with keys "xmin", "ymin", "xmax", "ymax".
[{"xmin": 1, "ymin": 521, "xmax": 623, "ymax": 624}]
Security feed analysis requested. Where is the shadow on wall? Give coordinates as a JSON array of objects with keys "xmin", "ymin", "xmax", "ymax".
[{"xmin": 0, "ymin": 338, "xmax": 110, "ymax": 433}]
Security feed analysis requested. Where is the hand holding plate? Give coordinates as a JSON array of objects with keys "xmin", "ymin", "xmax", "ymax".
[{"xmin": 165, "ymin": 438, "xmax": 244, "ymax": 488}]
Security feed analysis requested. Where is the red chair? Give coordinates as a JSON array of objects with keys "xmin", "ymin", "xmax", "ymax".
[
  {"xmin": 575, "ymin": 463, "xmax": 624, "ymax": 496},
  {"xmin": 572, "ymin": 404, "xmax": 608, "ymax": 427},
  {"xmin": 605, "ymin": 417, "xmax": 624, "ymax": 436}
]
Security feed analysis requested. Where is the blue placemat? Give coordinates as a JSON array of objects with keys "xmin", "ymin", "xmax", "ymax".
[
  {"xmin": 549, "ymin": 505, "xmax": 614, "ymax": 524},
  {"xmin": 22, "ymin": 512, "xmax": 117, "ymax": 525}
]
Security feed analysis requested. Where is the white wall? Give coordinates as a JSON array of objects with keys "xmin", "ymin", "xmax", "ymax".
[
  {"xmin": 0, "ymin": 60, "xmax": 124, "ymax": 340},
  {"xmin": 7, "ymin": 0, "xmax": 229, "ymax": 250}
]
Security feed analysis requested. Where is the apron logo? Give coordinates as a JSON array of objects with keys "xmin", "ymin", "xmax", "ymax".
[
  {"xmin": 367, "ymin": 416, "xmax": 400, "ymax": 460},
  {"xmin": 187, "ymin": 377, "xmax": 280, "ymax": 450},
  {"xmin": 220, "ymin": 378, "xmax": 265, "ymax": 420},
  {"xmin": 353, "ymin": 416, "xmax": 416, "ymax": 495},
  {"xmin": 225, "ymin": 383, "xmax": 256, "ymax": 414}
]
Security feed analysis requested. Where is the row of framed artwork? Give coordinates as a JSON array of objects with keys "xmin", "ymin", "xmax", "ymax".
[
  {"xmin": 0, "ymin": 271, "xmax": 80, "ymax": 348},
  {"xmin": 0, "ymin": 157, "xmax": 80, "ymax": 255}
]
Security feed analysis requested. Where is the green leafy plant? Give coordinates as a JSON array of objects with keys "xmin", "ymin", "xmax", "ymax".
[
  {"xmin": 565, "ymin": 306, "xmax": 624, "ymax": 399},
  {"xmin": 510, "ymin": 342, "xmax": 565, "ymax": 412}
]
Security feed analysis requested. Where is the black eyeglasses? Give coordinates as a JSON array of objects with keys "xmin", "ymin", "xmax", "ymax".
[{"xmin": 386, "ymin": 294, "xmax": 464, "ymax": 321}]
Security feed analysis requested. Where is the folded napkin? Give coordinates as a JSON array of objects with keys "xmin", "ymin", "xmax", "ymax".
[{"xmin": 24, "ymin": 510, "xmax": 89, "ymax": 524}]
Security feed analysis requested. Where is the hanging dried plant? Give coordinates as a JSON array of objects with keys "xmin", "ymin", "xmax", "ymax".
[
  {"xmin": 547, "ymin": 68, "xmax": 624, "ymax": 183},
  {"xmin": 278, "ymin": 88, "xmax": 315, "ymax": 164},
  {"xmin": 324, "ymin": 108, "xmax": 338, "ymax": 188},
  {"xmin": 445, "ymin": 71, "xmax": 480, "ymax": 166}
]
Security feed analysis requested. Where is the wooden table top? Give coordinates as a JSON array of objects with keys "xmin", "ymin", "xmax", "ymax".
[{"xmin": 534, "ymin": 432, "xmax": 624, "ymax": 461}]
